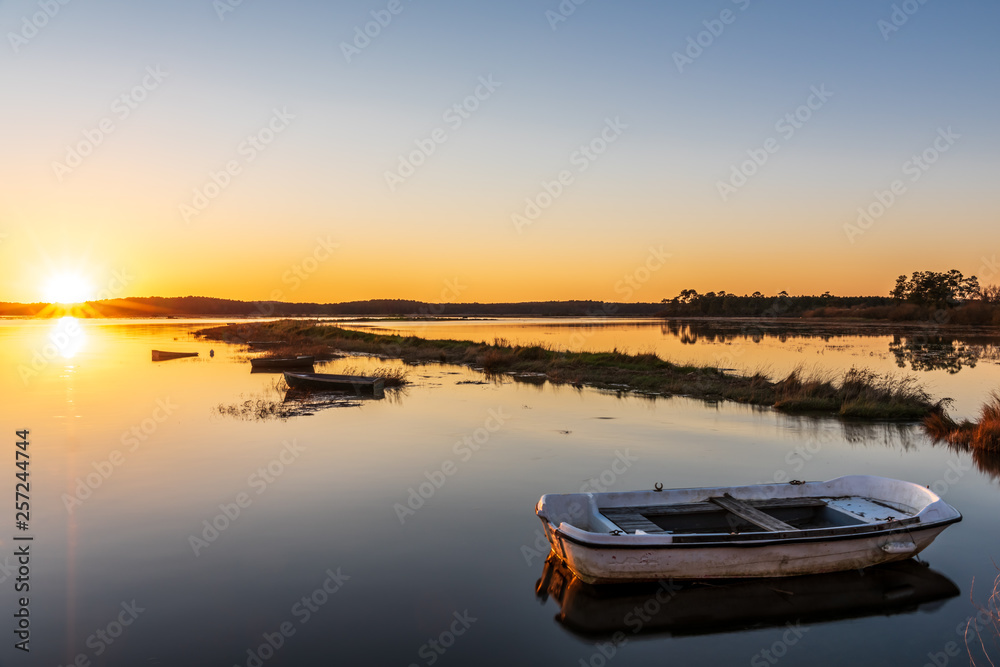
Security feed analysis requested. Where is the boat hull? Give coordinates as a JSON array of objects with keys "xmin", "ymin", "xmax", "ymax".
[
  {"xmin": 248, "ymin": 341, "xmax": 287, "ymax": 349},
  {"xmin": 543, "ymin": 521, "xmax": 952, "ymax": 583},
  {"xmin": 152, "ymin": 350, "xmax": 198, "ymax": 361},
  {"xmin": 283, "ymin": 371, "xmax": 385, "ymax": 395},
  {"xmin": 536, "ymin": 475, "xmax": 961, "ymax": 582},
  {"xmin": 250, "ymin": 356, "xmax": 314, "ymax": 370}
]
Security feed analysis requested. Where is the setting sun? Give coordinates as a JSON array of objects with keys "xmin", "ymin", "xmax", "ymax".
[{"xmin": 42, "ymin": 273, "xmax": 94, "ymax": 305}]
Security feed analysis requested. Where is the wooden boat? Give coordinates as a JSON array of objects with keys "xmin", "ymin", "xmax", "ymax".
[
  {"xmin": 248, "ymin": 341, "xmax": 287, "ymax": 349},
  {"xmin": 283, "ymin": 371, "xmax": 384, "ymax": 395},
  {"xmin": 535, "ymin": 475, "xmax": 961, "ymax": 583},
  {"xmin": 151, "ymin": 350, "xmax": 199, "ymax": 361},
  {"xmin": 535, "ymin": 552, "xmax": 958, "ymax": 638},
  {"xmin": 250, "ymin": 356, "xmax": 314, "ymax": 370}
]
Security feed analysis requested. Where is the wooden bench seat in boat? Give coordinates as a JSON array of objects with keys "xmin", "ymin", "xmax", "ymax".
[
  {"xmin": 708, "ymin": 494, "xmax": 796, "ymax": 532},
  {"xmin": 601, "ymin": 497, "xmax": 827, "ymax": 534}
]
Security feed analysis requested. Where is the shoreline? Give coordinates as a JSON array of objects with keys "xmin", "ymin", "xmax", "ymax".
[{"xmin": 196, "ymin": 319, "xmax": 943, "ymax": 421}]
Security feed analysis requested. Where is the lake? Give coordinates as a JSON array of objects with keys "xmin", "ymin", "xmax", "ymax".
[{"xmin": 2, "ymin": 317, "xmax": 998, "ymax": 666}]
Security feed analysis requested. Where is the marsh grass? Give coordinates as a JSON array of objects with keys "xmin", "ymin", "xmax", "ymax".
[
  {"xmin": 258, "ymin": 342, "xmax": 337, "ymax": 360},
  {"xmin": 215, "ymin": 389, "xmax": 365, "ymax": 421},
  {"xmin": 215, "ymin": 393, "xmax": 298, "ymax": 421},
  {"xmin": 197, "ymin": 320, "xmax": 939, "ymax": 420},
  {"xmin": 924, "ymin": 391, "xmax": 1000, "ymax": 451},
  {"xmin": 337, "ymin": 364, "xmax": 410, "ymax": 388},
  {"xmin": 965, "ymin": 572, "xmax": 1000, "ymax": 666}
]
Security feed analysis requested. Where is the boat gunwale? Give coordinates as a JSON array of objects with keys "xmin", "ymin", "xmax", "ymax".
[
  {"xmin": 538, "ymin": 475, "xmax": 962, "ymax": 549},
  {"xmin": 250, "ymin": 356, "xmax": 315, "ymax": 367},
  {"xmin": 549, "ymin": 513, "xmax": 962, "ymax": 550}
]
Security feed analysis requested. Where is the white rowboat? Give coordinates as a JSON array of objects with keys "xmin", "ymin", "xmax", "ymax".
[{"xmin": 535, "ymin": 475, "xmax": 961, "ymax": 583}]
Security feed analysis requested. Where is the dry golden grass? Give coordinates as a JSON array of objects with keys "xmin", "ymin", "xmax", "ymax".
[{"xmin": 925, "ymin": 392, "xmax": 1000, "ymax": 451}]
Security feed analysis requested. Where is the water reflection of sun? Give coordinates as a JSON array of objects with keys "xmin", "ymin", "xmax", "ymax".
[{"xmin": 50, "ymin": 317, "xmax": 86, "ymax": 359}]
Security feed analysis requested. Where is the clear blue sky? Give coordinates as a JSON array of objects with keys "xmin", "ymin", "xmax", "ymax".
[{"xmin": 2, "ymin": 0, "xmax": 998, "ymax": 302}]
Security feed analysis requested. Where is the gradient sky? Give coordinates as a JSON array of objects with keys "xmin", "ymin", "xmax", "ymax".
[{"xmin": 1, "ymin": 0, "xmax": 997, "ymax": 304}]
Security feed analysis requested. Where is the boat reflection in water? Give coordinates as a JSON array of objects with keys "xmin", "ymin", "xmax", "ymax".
[{"xmin": 535, "ymin": 553, "xmax": 959, "ymax": 638}]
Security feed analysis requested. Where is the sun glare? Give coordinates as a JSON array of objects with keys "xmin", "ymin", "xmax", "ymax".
[
  {"xmin": 43, "ymin": 273, "xmax": 95, "ymax": 305},
  {"xmin": 50, "ymin": 316, "xmax": 86, "ymax": 359}
]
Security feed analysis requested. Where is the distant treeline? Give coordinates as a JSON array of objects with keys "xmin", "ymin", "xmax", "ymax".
[
  {"xmin": 0, "ymin": 297, "xmax": 665, "ymax": 318},
  {"xmin": 660, "ymin": 270, "xmax": 1000, "ymax": 325},
  {"xmin": 658, "ymin": 291, "xmax": 894, "ymax": 318}
]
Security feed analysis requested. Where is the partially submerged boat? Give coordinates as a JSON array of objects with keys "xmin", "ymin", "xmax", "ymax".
[
  {"xmin": 151, "ymin": 350, "xmax": 199, "ymax": 361},
  {"xmin": 283, "ymin": 371, "xmax": 384, "ymax": 396},
  {"xmin": 250, "ymin": 355, "xmax": 315, "ymax": 370},
  {"xmin": 248, "ymin": 341, "xmax": 287, "ymax": 349},
  {"xmin": 535, "ymin": 476, "xmax": 961, "ymax": 583}
]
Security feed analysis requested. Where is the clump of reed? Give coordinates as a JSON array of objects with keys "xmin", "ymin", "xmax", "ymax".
[
  {"xmin": 835, "ymin": 368, "xmax": 933, "ymax": 419},
  {"xmin": 215, "ymin": 397, "xmax": 293, "ymax": 421},
  {"xmin": 772, "ymin": 367, "xmax": 934, "ymax": 419},
  {"xmin": 338, "ymin": 364, "xmax": 410, "ymax": 388},
  {"xmin": 924, "ymin": 391, "xmax": 1000, "ymax": 451}
]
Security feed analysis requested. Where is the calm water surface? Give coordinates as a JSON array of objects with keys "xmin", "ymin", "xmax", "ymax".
[{"xmin": 1, "ymin": 317, "xmax": 998, "ymax": 666}]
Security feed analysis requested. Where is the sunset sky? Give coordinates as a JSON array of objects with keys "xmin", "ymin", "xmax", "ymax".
[{"xmin": 1, "ymin": 0, "xmax": 997, "ymax": 304}]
